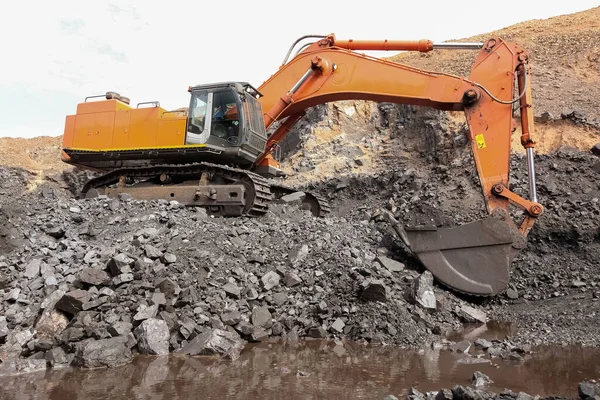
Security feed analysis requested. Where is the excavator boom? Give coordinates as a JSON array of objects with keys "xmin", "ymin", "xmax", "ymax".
[
  {"xmin": 60, "ymin": 33, "xmax": 544, "ymax": 296},
  {"xmin": 253, "ymin": 34, "xmax": 543, "ymax": 295}
]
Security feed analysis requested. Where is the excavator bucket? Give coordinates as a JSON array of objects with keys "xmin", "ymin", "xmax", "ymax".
[{"xmin": 386, "ymin": 214, "xmax": 515, "ymax": 296}]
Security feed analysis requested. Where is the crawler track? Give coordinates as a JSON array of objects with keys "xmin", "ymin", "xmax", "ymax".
[{"xmin": 81, "ymin": 162, "xmax": 272, "ymax": 217}]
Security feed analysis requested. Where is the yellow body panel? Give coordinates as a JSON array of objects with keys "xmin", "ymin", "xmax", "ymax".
[{"xmin": 63, "ymin": 99, "xmax": 189, "ymax": 152}]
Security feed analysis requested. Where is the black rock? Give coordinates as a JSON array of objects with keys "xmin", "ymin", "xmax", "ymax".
[
  {"xmin": 283, "ymin": 272, "xmax": 302, "ymax": 287},
  {"xmin": 221, "ymin": 311, "xmax": 242, "ymax": 326},
  {"xmin": 134, "ymin": 318, "xmax": 170, "ymax": 356},
  {"xmin": 235, "ymin": 321, "xmax": 254, "ymax": 336},
  {"xmin": 45, "ymin": 226, "xmax": 65, "ymax": 239},
  {"xmin": 251, "ymin": 306, "xmax": 272, "ymax": 329},
  {"xmin": 45, "ymin": 346, "xmax": 74, "ymax": 368},
  {"xmin": 361, "ymin": 279, "xmax": 388, "ymax": 302},
  {"xmin": 55, "ymin": 290, "xmax": 92, "ymax": 315},
  {"xmin": 60, "ymin": 327, "xmax": 86, "ymax": 343},
  {"xmin": 272, "ymin": 292, "xmax": 288, "ymax": 306},
  {"xmin": 251, "ymin": 327, "xmax": 269, "ymax": 342},
  {"xmin": 407, "ymin": 271, "xmax": 436, "ymax": 310},
  {"xmin": 108, "ymin": 321, "xmax": 133, "ymax": 337},
  {"xmin": 159, "ymin": 311, "xmax": 178, "ymax": 332},
  {"xmin": 435, "ymin": 389, "xmax": 453, "ymax": 400},
  {"xmin": 155, "ymin": 278, "xmax": 180, "ymax": 299},
  {"xmin": 376, "ymin": 256, "xmax": 405, "ymax": 273},
  {"xmin": 144, "ymin": 245, "xmax": 163, "ymax": 259},
  {"xmin": 247, "ymin": 253, "xmax": 265, "ymax": 264},
  {"xmin": 591, "ymin": 143, "xmax": 600, "ymax": 156},
  {"xmin": 133, "ymin": 304, "xmax": 158, "ymax": 321},
  {"xmin": 472, "ymin": 371, "xmax": 493, "ymax": 388},
  {"xmin": 451, "ymin": 385, "xmax": 483, "ymax": 400},
  {"xmin": 223, "ymin": 283, "xmax": 241, "ymax": 299},
  {"xmin": 72, "ymin": 337, "xmax": 133, "ymax": 368},
  {"xmin": 261, "ymin": 271, "xmax": 280, "ymax": 291},
  {"xmin": 308, "ymin": 327, "xmax": 327, "ymax": 338},
  {"xmin": 474, "ymin": 338, "xmax": 493, "ymax": 350},
  {"xmin": 107, "ymin": 253, "xmax": 134, "ymax": 276},
  {"xmin": 24, "ymin": 258, "xmax": 42, "ymax": 279},
  {"xmin": 178, "ymin": 318, "xmax": 196, "ymax": 340},
  {"xmin": 407, "ymin": 387, "xmax": 425, "ymax": 400},
  {"xmin": 177, "ymin": 328, "xmax": 245, "ymax": 360},
  {"xmin": 579, "ymin": 381, "xmax": 600, "ymax": 399},
  {"xmin": 161, "ymin": 253, "xmax": 177, "ymax": 264}
]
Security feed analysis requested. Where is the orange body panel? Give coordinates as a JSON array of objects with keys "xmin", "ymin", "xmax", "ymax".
[
  {"xmin": 157, "ymin": 115, "xmax": 187, "ymax": 145},
  {"xmin": 112, "ymin": 110, "xmax": 131, "ymax": 149},
  {"xmin": 129, "ymin": 108, "xmax": 159, "ymax": 148},
  {"xmin": 62, "ymin": 115, "xmax": 75, "ymax": 149},
  {"xmin": 63, "ymin": 99, "xmax": 187, "ymax": 151}
]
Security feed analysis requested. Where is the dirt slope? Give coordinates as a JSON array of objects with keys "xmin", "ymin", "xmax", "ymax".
[
  {"xmin": 0, "ymin": 136, "xmax": 63, "ymax": 173},
  {"xmin": 391, "ymin": 6, "xmax": 600, "ymax": 120}
]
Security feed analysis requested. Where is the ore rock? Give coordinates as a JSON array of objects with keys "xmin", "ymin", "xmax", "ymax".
[
  {"xmin": 177, "ymin": 328, "xmax": 246, "ymax": 360},
  {"xmin": 134, "ymin": 318, "xmax": 170, "ymax": 356}
]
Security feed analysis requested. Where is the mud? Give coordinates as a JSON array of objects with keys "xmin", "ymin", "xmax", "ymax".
[{"xmin": 0, "ymin": 340, "xmax": 598, "ymax": 399}]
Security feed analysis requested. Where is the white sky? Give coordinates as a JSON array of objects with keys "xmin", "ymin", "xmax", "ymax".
[{"xmin": 1, "ymin": 1, "xmax": 598, "ymax": 138}]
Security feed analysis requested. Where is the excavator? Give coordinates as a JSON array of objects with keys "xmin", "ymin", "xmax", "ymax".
[{"xmin": 60, "ymin": 33, "xmax": 544, "ymax": 297}]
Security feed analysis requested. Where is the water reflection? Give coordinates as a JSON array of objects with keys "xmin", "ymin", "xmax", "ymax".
[{"xmin": 0, "ymin": 340, "xmax": 598, "ymax": 399}]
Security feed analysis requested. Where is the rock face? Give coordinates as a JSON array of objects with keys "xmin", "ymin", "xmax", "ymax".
[
  {"xmin": 133, "ymin": 318, "xmax": 170, "ymax": 356},
  {"xmin": 178, "ymin": 329, "xmax": 245, "ymax": 360},
  {"xmin": 73, "ymin": 337, "xmax": 133, "ymax": 368}
]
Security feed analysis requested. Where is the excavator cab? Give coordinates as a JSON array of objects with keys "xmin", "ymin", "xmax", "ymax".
[{"xmin": 184, "ymin": 82, "xmax": 268, "ymax": 167}]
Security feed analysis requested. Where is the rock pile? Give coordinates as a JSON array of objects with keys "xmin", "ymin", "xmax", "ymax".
[{"xmin": 0, "ymin": 167, "xmax": 492, "ymax": 370}]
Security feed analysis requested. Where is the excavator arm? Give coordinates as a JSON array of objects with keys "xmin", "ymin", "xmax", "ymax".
[{"xmin": 255, "ymin": 34, "xmax": 543, "ymax": 295}]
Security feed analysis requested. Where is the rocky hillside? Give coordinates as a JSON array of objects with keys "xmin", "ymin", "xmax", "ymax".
[
  {"xmin": 392, "ymin": 6, "xmax": 600, "ymax": 121},
  {"xmin": 277, "ymin": 7, "xmax": 600, "ymax": 184}
]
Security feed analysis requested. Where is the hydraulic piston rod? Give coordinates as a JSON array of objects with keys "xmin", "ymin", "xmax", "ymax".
[
  {"xmin": 332, "ymin": 39, "xmax": 483, "ymax": 52},
  {"xmin": 263, "ymin": 67, "xmax": 315, "ymax": 129},
  {"xmin": 526, "ymin": 147, "xmax": 538, "ymax": 203},
  {"xmin": 432, "ymin": 42, "xmax": 483, "ymax": 50}
]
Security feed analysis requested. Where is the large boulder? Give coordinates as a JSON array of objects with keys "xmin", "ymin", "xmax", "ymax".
[
  {"xmin": 72, "ymin": 337, "xmax": 133, "ymax": 368},
  {"xmin": 134, "ymin": 318, "xmax": 170, "ymax": 356}
]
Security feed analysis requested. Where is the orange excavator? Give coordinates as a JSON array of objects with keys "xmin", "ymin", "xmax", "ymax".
[{"xmin": 61, "ymin": 34, "xmax": 543, "ymax": 296}]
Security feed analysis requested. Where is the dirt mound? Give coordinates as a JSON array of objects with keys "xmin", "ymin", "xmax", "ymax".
[
  {"xmin": 0, "ymin": 136, "xmax": 64, "ymax": 173},
  {"xmin": 391, "ymin": 7, "xmax": 600, "ymax": 120}
]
